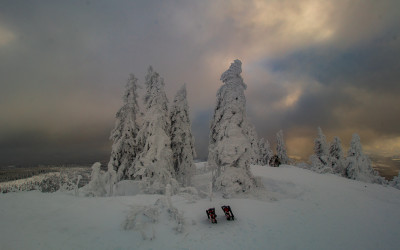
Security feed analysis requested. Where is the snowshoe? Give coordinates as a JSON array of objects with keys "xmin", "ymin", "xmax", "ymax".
[
  {"xmin": 206, "ymin": 208, "xmax": 217, "ymax": 224},
  {"xmin": 221, "ymin": 205, "xmax": 234, "ymax": 221}
]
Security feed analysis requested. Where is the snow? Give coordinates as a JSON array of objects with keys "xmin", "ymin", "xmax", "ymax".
[{"xmin": 1, "ymin": 163, "xmax": 400, "ymax": 250}]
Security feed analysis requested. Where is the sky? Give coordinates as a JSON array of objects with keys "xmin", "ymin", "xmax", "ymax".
[{"xmin": 0, "ymin": 0, "xmax": 400, "ymax": 167}]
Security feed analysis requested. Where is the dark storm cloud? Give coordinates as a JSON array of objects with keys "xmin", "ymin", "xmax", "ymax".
[
  {"xmin": 0, "ymin": 0, "xmax": 215, "ymax": 166},
  {"xmin": 0, "ymin": 125, "xmax": 112, "ymax": 167},
  {"xmin": 263, "ymin": 31, "xmax": 400, "ymax": 92},
  {"xmin": 248, "ymin": 28, "xmax": 400, "ymax": 158}
]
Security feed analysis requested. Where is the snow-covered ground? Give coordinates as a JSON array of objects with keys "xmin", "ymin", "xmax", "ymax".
[{"xmin": 1, "ymin": 164, "xmax": 400, "ymax": 250}]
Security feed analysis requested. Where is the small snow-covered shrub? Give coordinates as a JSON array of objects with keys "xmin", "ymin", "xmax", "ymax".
[
  {"xmin": 84, "ymin": 162, "xmax": 107, "ymax": 197},
  {"xmin": 390, "ymin": 172, "xmax": 400, "ymax": 189},
  {"xmin": 39, "ymin": 175, "xmax": 61, "ymax": 192}
]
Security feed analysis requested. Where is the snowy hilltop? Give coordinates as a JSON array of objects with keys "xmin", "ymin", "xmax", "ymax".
[{"xmin": 1, "ymin": 163, "xmax": 400, "ymax": 250}]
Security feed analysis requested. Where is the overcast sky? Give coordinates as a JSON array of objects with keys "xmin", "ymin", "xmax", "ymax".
[{"xmin": 1, "ymin": 0, "xmax": 399, "ymax": 167}]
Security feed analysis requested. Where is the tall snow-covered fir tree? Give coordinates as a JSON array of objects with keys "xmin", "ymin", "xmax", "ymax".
[
  {"xmin": 108, "ymin": 74, "xmax": 141, "ymax": 181},
  {"xmin": 258, "ymin": 138, "xmax": 273, "ymax": 166},
  {"xmin": 346, "ymin": 134, "xmax": 385, "ymax": 184},
  {"xmin": 310, "ymin": 127, "xmax": 330, "ymax": 173},
  {"xmin": 276, "ymin": 130, "xmax": 290, "ymax": 165},
  {"xmin": 130, "ymin": 66, "xmax": 177, "ymax": 193},
  {"xmin": 169, "ymin": 84, "xmax": 196, "ymax": 187},
  {"xmin": 329, "ymin": 136, "xmax": 346, "ymax": 176},
  {"xmin": 208, "ymin": 59, "xmax": 257, "ymax": 197}
]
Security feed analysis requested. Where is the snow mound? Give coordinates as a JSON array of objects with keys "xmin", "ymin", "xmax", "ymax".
[
  {"xmin": 214, "ymin": 167, "xmax": 257, "ymax": 198},
  {"xmin": 114, "ymin": 180, "xmax": 142, "ymax": 196}
]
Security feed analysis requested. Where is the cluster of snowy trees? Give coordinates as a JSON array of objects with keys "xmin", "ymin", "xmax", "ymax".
[
  {"xmin": 308, "ymin": 127, "xmax": 386, "ymax": 184},
  {"xmin": 257, "ymin": 130, "xmax": 290, "ymax": 167},
  {"xmin": 88, "ymin": 59, "xmax": 398, "ymax": 197},
  {"xmin": 104, "ymin": 67, "xmax": 196, "ymax": 194}
]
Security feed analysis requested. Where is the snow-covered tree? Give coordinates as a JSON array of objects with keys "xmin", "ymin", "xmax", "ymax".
[
  {"xmin": 329, "ymin": 137, "xmax": 346, "ymax": 176},
  {"xmin": 104, "ymin": 164, "xmax": 117, "ymax": 196},
  {"xmin": 246, "ymin": 124, "xmax": 260, "ymax": 165},
  {"xmin": 258, "ymin": 138, "xmax": 273, "ymax": 166},
  {"xmin": 390, "ymin": 171, "xmax": 400, "ymax": 190},
  {"xmin": 170, "ymin": 84, "xmax": 196, "ymax": 187},
  {"xmin": 310, "ymin": 127, "xmax": 330, "ymax": 173},
  {"xmin": 108, "ymin": 74, "xmax": 141, "ymax": 181},
  {"xmin": 85, "ymin": 162, "xmax": 107, "ymax": 197},
  {"xmin": 346, "ymin": 134, "xmax": 385, "ymax": 184},
  {"xmin": 130, "ymin": 66, "xmax": 177, "ymax": 194},
  {"xmin": 208, "ymin": 59, "xmax": 257, "ymax": 197},
  {"xmin": 276, "ymin": 130, "xmax": 290, "ymax": 165}
]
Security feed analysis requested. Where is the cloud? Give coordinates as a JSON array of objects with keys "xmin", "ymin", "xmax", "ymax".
[
  {"xmin": 0, "ymin": 0, "xmax": 399, "ymax": 165},
  {"xmin": 0, "ymin": 25, "xmax": 15, "ymax": 47}
]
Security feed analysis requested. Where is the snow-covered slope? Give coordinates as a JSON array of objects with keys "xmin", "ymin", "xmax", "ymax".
[{"xmin": 1, "ymin": 164, "xmax": 400, "ymax": 250}]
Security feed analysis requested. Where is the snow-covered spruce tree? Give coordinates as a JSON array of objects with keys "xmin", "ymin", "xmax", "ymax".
[
  {"xmin": 346, "ymin": 134, "xmax": 385, "ymax": 184},
  {"xmin": 130, "ymin": 66, "xmax": 177, "ymax": 194},
  {"xmin": 329, "ymin": 137, "xmax": 346, "ymax": 176},
  {"xmin": 208, "ymin": 59, "xmax": 257, "ymax": 197},
  {"xmin": 258, "ymin": 138, "xmax": 273, "ymax": 166},
  {"xmin": 169, "ymin": 84, "xmax": 196, "ymax": 187},
  {"xmin": 108, "ymin": 74, "xmax": 141, "ymax": 181},
  {"xmin": 276, "ymin": 130, "xmax": 290, "ymax": 165},
  {"xmin": 310, "ymin": 127, "xmax": 330, "ymax": 173}
]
